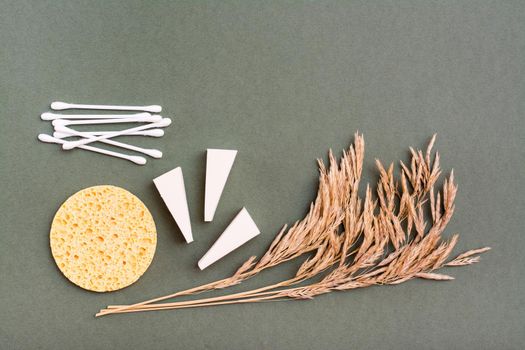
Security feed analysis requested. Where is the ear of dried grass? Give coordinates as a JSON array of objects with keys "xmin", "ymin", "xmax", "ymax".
[{"xmin": 97, "ymin": 134, "xmax": 489, "ymax": 317}]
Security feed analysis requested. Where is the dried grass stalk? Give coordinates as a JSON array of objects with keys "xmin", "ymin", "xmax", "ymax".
[{"xmin": 97, "ymin": 133, "xmax": 489, "ymax": 317}]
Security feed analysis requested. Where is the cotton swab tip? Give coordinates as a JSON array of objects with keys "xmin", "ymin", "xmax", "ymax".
[
  {"xmin": 50, "ymin": 101, "xmax": 70, "ymax": 110},
  {"xmin": 38, "ymin": 134, "xmax": 56, "ymax": 143},
  {"xmin": 158, "ymin": 118, "xmax": 172, "ymax": 127},
  {"xmin": 129, "ymin": 156, "xmax": 147, "ymax": 165},
  {"xmin": 148, "ymin": 105, "xmax": 162, "ymax": 113},
  {"xmin": 41, "ymin": 112, "xmax": 55, "ymax": 120},
  {"xmin": 52, "ymin": 119, "xmax": 67, "ymax": 127},
  {"xmin": 148, "ymin": 149, "xmax": 163, "ymax": 159},
  {"xmin": 147, "ymin": 129, "xmax": 165, "ymax": 137},
  {"xmin": 62, "ymin": 142, "xmax": 76, "ymax": 150},
  {"xmin": 54, "ymin": 125, "xmax": 69, "ymax": 133}
]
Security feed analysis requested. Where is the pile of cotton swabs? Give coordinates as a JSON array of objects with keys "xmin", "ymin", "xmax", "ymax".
[{"xmin": 38, "ymin": 101, "xmax": 172, "ymax": 165}]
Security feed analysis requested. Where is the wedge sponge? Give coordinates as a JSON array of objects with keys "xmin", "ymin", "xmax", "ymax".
[{"xmin": 50, "ymin": 185, "xmax": 157, "ymax": 292}]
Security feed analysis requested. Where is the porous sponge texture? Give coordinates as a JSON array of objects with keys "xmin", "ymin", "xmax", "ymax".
[{"xmin": 50, "ymin": 185, "xmax": 157, "ymax": 292}]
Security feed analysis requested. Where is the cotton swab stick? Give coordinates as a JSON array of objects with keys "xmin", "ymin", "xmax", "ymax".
[
  {"xmin": 51, "ymin": 101, "xmax": 162, "ymax": 113},
  {"xmin": 98, "ymin": 138, "xmax": 162, "ymax": 158},
  {"xmin": 51, "ymin": 128, "xmax": 163, "ymax": 158},
  {"xmin": 52, "ymin": 115, "xmax": 162, "ymax": 127},
  {"xmin": 41, "ymin": 112, "xmax": 152, "ymax": 121},
  {"xmin": 59, "ymin": 118, "xmax": 172, "ymax": 150},
  {"xmin": 38, "ymin": 134, "xmax": 147, "ymax": 165},
  {"xmin": 53, "ymin": 129, "xmax": 165, "ymax": 139}
]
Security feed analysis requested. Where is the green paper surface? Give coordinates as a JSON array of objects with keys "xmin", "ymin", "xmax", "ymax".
[{"xmin": 1, "ymin": 1, "xmax": 523, "ymax": 349}]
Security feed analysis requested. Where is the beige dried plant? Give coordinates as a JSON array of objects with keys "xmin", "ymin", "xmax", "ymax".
[{"xmin": 97, "ymin": 133, "xmax": 489, "ymax": 316}]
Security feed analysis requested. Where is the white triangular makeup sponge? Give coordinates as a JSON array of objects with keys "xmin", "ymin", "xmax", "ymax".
[
  {"xmin": 204, "ymin": 149, "xmax": 238, "ymax": 222},
  {"xmin": 153, "ymin": 167, "xmax": 193, "ymax": 243},
  {"xmin": 198, "ymin": 207, "xmax": 260, "ymax": 270}
]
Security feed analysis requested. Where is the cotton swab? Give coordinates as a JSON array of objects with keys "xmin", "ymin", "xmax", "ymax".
[
  {"xmin": 38, "ymin": 134, "xmax": 147, "ymax": 165},
  {"xmin": 59, "ymin": 118, "xmax": 172, "ymax": 150},
  {"xmin": 52, "ymin": 115, "xmax": 162, "ymax": 127},
  {"xmin": 53, "ymin": 129, "xmax": 165, "ymax": 139},
  {"xmin": 50, "ymin": 129, "xmax": 163, "ymax": 158},
  {"xmin": 41, "ymin": 112, "xmax": 151, "ymax": 121},
  {"xmin": 51, "ymin": 101, "xmax": 162, "ymax": 113}
]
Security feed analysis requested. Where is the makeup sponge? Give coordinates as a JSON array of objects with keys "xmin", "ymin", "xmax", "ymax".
[{"xmin": 50, "ymin": 185, "xmax": 156, "ymax": 292}]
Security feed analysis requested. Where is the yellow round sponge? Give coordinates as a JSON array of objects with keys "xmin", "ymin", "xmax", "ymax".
[{"xmin": 50, "ymin": 185, "xmax": 157, "ymax": 292}]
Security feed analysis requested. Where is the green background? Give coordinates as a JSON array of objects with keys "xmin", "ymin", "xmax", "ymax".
[{"xmin": 1, "ymin": 1, "xmax": 523, "ymax": 349}]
